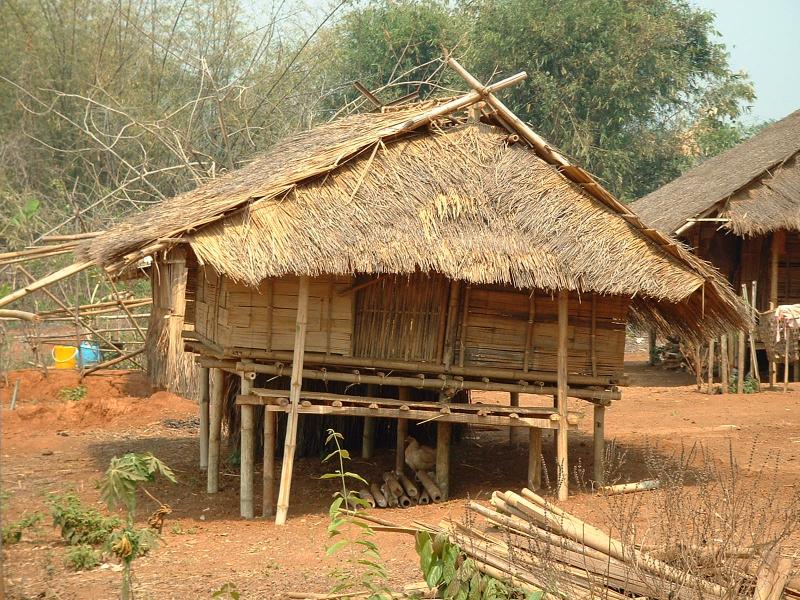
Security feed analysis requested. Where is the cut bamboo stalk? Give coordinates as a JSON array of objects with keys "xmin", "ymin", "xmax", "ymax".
[
  {"xmin": 397, "ymin": 472, "xmax": 418, "ymax": 498},
  {"xmin": 527, "ymin": 427, "xmax": 541, "ymax": 490},
  {"xmin": 598, "ymin": 479, "xmax": 660, "ymax": 495},
  {"xmin": 382, "ymin": 483, "xmax": 399, "ymax": 508},
  {"xmin": 754, "ymin": 545, "xmax": 792, "ymax": 600},
  {"xmin": 207, "ymin": 368, "xmax": 224, "ymax": 493},
  {"xmin": 382, "ymin": 471, "xmax": 404, "ymax": 498},
  {"xmin": 396, "ymin": 388, "xmax": 410, "ymax": 473},
  {"xmin": 416, "ymin": 470, "xmax": 443, "ymax": 503},
  {"xmin": 512, "ymin": 489, "xmax": 725, "ymax": 597},
  {"xmin": 370, "ymin": 483, "xmax": 388, "ymax": 508},
  {"xmin": 240, "ymin": 364, "xmax": 255, "ymax": 519},
  {"xmin": 0, "ymin": 309, "xmax": 39, "ymax": 322},
  {"xmin": 398, "ymin": 493, "xmax": 412, "ymax": 508},
  {"xmin": 417, "ymin": 489, "xmax": 431, "ymax": 505},
  {"xmin": 263, "ymin": 409, "xmax": 276, "ymax": 517},
  {"xmin": 357, "ymin": 488, "xmax": 376, "ymax": 509},
  {"xmin": 593, "ymin": 404, "xmax": 605, "ymax": 485},
  {"xmin": 199, "ymin": 367, "xmax": 210, "ymax": 470},
  {"xmin": 0, "ymin": 261, "xmax": 94, "ymax": 308},
  {"xmin": 275, "ymin": 275, "xmax": 310, "ymax": 525},
  {"xmin": 556, "ymin": 290, "xmax": 569, "ymax": 501},
  {"xmin": 436, "ymin": 422, "xmax": 451, "ymax": 500}
]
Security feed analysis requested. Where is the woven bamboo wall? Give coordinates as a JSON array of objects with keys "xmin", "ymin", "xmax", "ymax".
[
  {"xmin": 458, "ymin": 285, "xmax": 628, "ymax": 376},
  {"xmin": 192, "ymin": 268, "xmax": 354, "ymax": 355}
]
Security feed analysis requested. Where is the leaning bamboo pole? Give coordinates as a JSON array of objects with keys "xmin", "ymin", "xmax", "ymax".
[
  {"xmin": 275, "ymin": 276, "xmax": 310, "ymax": 525},
  {"xmin": 0, "ymin": 261, "xmax": 94, "ymax": 308}
]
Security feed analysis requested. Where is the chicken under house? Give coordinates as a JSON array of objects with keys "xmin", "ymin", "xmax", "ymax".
[{"xmin": 0, "ymin": 59, "xmax": 746, "ymax": 522}]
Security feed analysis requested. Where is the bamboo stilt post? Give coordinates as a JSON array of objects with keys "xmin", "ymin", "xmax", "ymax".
[
  {"xmin": 240, "ymin": 362, "xmax": 255, "ymax": 519},
  {"xmin": 263, "ymin": 408, "xmax": 276, "ymax": 517},
  {"xmin": 770, "ymin": 232, "xmax": 782, "ymax": 389},
  {"xmin": 527, "ymin": 427, "xmax": 541, "ymax": 490},
  {"xmin": 784, "ymin": 321, "xmax": 790, "ymax": 393},
  {"xmin": 396, "ymin": 387, "xmax": 410, "ymax": 473},
  {"xmin": 207, "ymin": 367, "xmax": 224, "ymax": 494},
  {"xmin": 647, "ymin": 329, "xmax": 656, "ymax": 366},
  {"xmin": 199, "ymin": 367, "xmax": 210, "ymax": 469},
  {"xmin": 737, "ymin": 329, "xmax": 746, "ymax": 394},
  {"xmin": 362, "ymin": 416, "xmax": 375, "ymax": 459},
  {"xmin": 509, "ymin": 392, "xmax": 524, "ymax": 445},
  {"xmin": 275, "ymin": 276, "xmax": 310, "ymax": 525},
  {"xmin": 593, "ymin": 404, "xmax": 605, "ymax": 486},
  {"xmin": 720, "ymin": 334, "xmax": 728, "ymax": 394},
  {"xmin": 707, "ymin": 338, "xmax": 715, "ymax": 395},
  {"xmin": 556, "ymin": 289, "xmax": 569, "ymax": 501},
  {"xmin": 695, "ymin": 345, "xmax": 702, "ymax": 390},
  {"xmin": 436, "ymin": 421, "xmax": 452, "ymax": 500}
]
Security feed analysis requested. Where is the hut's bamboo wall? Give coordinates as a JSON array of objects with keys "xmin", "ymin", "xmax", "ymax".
[{"xmin": 188, "ymin": 267, "xmax": 629, "ymax": 378}]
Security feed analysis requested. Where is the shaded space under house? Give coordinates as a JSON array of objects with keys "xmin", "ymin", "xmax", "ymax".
[
  {"xmin": 0, "ymin": 59, "xmax": 746, "ymax": 523},
  {"xmin": 633, "ymin": 109, "xmax": 800, "ymax": 388}
]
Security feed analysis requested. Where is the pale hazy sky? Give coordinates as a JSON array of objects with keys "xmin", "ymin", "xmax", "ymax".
[{"xmin": 691, "ymin": 0, "xmax": 800, "ymax": 123}]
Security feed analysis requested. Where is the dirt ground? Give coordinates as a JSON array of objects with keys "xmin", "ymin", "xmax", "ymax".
[{"xmin": 2, "ymin": 357, "xmax": 800, "ymax": 599}]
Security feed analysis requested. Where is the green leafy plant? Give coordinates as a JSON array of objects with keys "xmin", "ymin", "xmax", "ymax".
[
  {"xmin": 2, "ymin": 512, "xmax": 44, "ymax": 544},
  {"xmin": 415, "ymin": 531, "xmax": 539, "ymax": 600},
  {"xmin": 48, "ymin": 493, "xmax": 121, "ymax": 546},
  {"xmin": 99, "ymin": 452, "xmax": 177, "ymax": 600},
  {"xmin": 728, "ymin": 373, "xmax": 759, "ymax": 394},
  {"xmin": 58, "ymin": 385, "xmax": 87, "ymax": 402},
  {"xmin": 212, "ymin": 583, "xmax": 241, "ymax": 599},
  {"xmin": 65, "ymin": 544, "xmax": 101, "ymax": 571},
  {"xmin": 321, "ymin": 429, "xmax": 389, "ymax": 598}
]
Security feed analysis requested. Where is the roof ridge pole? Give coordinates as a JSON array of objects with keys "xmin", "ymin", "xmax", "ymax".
[{"xmin": 275, "ymin": 275, "xmax": 310, "ymax": 525}]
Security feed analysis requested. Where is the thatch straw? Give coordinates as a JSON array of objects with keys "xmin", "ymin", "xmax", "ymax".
[
  {"xmin": 83, "ymin": 96, "xmax": 747, "ymax": 340},
  {"xmin": 633, "ymin": 108, "xmax": 800, "ymax": 235}
]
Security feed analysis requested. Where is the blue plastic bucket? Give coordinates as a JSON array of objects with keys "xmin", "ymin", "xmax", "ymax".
[{"xmin": 79, "ymin": 341, "xmax": 101, "ymax": 365}]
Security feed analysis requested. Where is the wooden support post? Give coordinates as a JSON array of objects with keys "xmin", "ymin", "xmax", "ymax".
[
  {"xmin": 458, "ymin": 285, "xmax": 471, "ymax": 367},
  {"xmin": 590, "ymin": 295, "xmax": 597, "ymax": 376},
  {"xmin": 770, "ymin": 232, "xmax": 782, "ymax": 389},
  {"xmin": 647, "ymin": 329, "xmax": 656, "ymax": 366},
  {"xmin": 695, "ymin": 345, "xmax": 702, "ymax": 391},
  {"xmin": 436, "ymin": 421, "xmax": 452, "ymax": 500},
  {"xmin": 556, "ymin": 289, "xmax": 569, "ymax": 502},
  {"xmin": 442, "ymin": 280, "xmax": 462, "ymax": 368},
  {"xmin": 720, "ymin": 335, "xmax": 729, "ymax": 394},
  {"xmin": 737, "ymin": 330, "xmax": 746, "ymax": 394},
  {"xmin": 527, "ymin": 427, "xmax": 542, "ymax": 490},
  {"xmin": 707, "ymin": 338, "xmax": 715, "ymax": 395},
  {"xmin": 207, "ymin": 367, "xmax": 224, "ymax": 494},
  {"xmin": 199, "ymin": 367, "xmax": 210, "ymax": 469},
  {"xmin": 240, "ymin": 365, "xmax": 255, "ymax": 519},
  {"xmin": 396, "ymin": 388, "xmax": 410, "ymax": 473},
  {"xmin": 362, "ymin": 416, "xmax": 375, "ymax": 459},
  {"xmin": 275, "ymin": 276, "xmax": 310, "ymax": 525},
  {"xmin": 784, "ymin": 322, "xmax": 790, "ymax": 393},
  {"xmin": 509, "ymin": 392, "xmax": 524, "ymax": 445},
  {"xmin": 593, "ymin": 405, "xmax": 605, "ymax": 486},
  {"xmin": 263, "ymin": 410, "xmax": 276, "ymax": 517}
]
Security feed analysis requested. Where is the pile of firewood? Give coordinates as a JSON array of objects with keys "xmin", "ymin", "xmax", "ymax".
[
  {"xmin": 427, "ymin": 488, "xmax": 799, "ymax": 600},
  {"xmin": 357, "ymin": 470, "xmax": 443, "ymax": 508}
]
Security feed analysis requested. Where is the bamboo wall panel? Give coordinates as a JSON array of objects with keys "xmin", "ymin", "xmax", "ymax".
[
  {"xmin": 459, "ymin": 286, "xmax": 628, "ymax": 377},
  {"xmin": 194, "ymin": 270, "xmax": 353, "ymax": 354},
  {"xmin": 778, "ymin": 231, "xmax": 800, "ymax": 306},
  {"xmin": 353, "ymin": 274, "xmax": 449, "ymax": 362}
]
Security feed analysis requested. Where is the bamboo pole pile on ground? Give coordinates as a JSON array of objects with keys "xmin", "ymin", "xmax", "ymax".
[
  {"xmin": 430, "ymin": 488, "xmax": 800, "ymax": 600},
  {"xmin": 357, "ymin": 469, "xmax": 442, "ymax": 509}
]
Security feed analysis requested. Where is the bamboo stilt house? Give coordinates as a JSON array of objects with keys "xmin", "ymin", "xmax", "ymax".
[
  {"xmin": 0, "ymin": 60, "xmax": 746, "ymax": 522},
  {"xmin": 632, "ymin": 109, "xmax": 800, "ymax": 387}
]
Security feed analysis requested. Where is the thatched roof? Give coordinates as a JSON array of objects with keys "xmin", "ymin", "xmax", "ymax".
[
  {"xmin": 632, "ymin": 109, "xmax": 800, "ymax": 236},
  {"xmin": 82, "ymin": 95, "xmax": 747, "ymax": 339}
]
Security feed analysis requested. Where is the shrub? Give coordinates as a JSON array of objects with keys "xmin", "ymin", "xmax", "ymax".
[
  {"xmin": 65, "ymin": 544, "xmax": 101, "ymax": 571},
  {"xmin": 58, "ymin": 385, "xmax": 87, "ymax": 402},
  {"xmin": 48, "ymin": 493, "xmax": 121, "ymax": 546},
  {"xmin": 2, "ymin": 512, "xmax": 44, "ymax": 544}
]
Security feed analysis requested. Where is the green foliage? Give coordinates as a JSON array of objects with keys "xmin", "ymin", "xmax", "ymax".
[
  {"xmin": 321, "ymin": 429, "xmax": 389, "ymax": 598},
  {"xmin": 48, "ymin": 493, "xmax": 121, "ymax": 547},
  {"xmin": 58, "ymin": 385, "xmax": 87, "ymax": 402},
  {"xmin": 212, "ymin": 583, "xmax": 241, "ymax": 599},
  {"xmin": 729, "ymin": 372, "xmax": 759, "ymax": 394},
  {"xmin": 2, "ymin": 512, "xmax": 44, "ymax": 544},
  {"xmin": 415, "ymin": 531, "xmax": 537, "ymax": 599},
  {"xmin": 99, "ymin": 452, "xmax": 176, "ymax": 516},
  {"xmin": 64, "ymin": 544, "xmax": 101, "ymax": 571}
]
